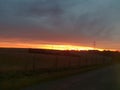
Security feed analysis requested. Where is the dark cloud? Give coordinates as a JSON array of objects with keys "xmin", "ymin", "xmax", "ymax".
[{"xmin": 0, "ymin": 0, "xmax": 120, "ymax": 49}]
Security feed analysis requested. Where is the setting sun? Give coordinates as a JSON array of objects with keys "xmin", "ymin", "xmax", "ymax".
[
  {"xmin": 0, "ymin": 41, "xmax": 116, "ymax": 51},
  {"xmin": 37, "ymin": 44, "xmax": 94, "ymax": 51}
]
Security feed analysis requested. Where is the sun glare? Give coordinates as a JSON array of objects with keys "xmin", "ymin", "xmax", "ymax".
[
  {"xmin": 0, "ymin": 42, "xmax": 112, "ymax": 51},
  {"xmin": 37, "ymin": 44, "xmax": 104, "ymax": 51}
]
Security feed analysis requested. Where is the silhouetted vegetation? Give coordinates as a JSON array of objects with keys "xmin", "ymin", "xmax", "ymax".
[
  {"xmin": 0, "ymin": 48, "xmax": 119, "ymax": 89},
  {"xmin": 0, "ymin": 48, "xmax": 119, "ymax": 73}
]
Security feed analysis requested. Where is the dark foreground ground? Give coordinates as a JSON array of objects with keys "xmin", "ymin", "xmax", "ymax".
[{"xmin": 22, "ymin": 64, "xmax": 120, "ymax": 90}]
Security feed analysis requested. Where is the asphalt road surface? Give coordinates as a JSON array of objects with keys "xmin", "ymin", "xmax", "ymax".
[{"xmin": 23, "ymin": 64, "xmax": 120, "ymax": 90}]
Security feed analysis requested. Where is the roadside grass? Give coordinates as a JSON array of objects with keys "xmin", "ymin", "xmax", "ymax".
[
  {"xmin": 0, "ymin": 48, "xmax": 117, "ymax": 90},
  {"xmin": 0, "ymin": 64, "xmax": 112, "ymax": 90}
]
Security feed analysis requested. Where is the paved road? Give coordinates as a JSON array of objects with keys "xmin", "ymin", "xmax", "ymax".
[{"xmin": 23, "ymin": 64, "xmax": 120, "ymax": 90}]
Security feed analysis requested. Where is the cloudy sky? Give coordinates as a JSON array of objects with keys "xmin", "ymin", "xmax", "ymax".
[{"xmin": 0, "ymin": 0, "xmax": 120, "ymax": 50}]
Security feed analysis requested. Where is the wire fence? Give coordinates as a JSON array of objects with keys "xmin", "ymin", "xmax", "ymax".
[{"xmin": 0, "ymin": 51, "xmax": 113, "ymax": 73}]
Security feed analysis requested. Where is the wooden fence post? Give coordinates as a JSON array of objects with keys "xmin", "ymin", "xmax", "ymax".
[
  {"xmin": 55, "ymin": 55, "xmax": 58, "ymax": 71},
  {"xmin": 32, "ymin": 55, "xmax": 36, "ymax": 72}
]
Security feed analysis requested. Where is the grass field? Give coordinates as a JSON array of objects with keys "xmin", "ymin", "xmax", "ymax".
[{"xmin": 0, "ymin": 48, "xmax": 117, "ymax": 90}]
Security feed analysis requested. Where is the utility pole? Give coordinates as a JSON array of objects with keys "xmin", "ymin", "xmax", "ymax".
[{"xmin": 93, "ymin": 41, "xmax": 96, "ymax": 50}]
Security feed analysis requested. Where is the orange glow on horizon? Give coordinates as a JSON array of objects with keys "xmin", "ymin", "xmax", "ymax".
[
  {"xmin": 37, "ymin": 44, "xmax": 104, "ymax": 51},
  {"xmin": 0, "ymin": 42, "xmax": 106, "ymax": 51}
]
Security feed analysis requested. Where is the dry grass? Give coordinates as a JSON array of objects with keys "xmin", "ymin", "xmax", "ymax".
[{"xmin": 0, "ymin": 48, "xmax": 115, "ymax": 90}]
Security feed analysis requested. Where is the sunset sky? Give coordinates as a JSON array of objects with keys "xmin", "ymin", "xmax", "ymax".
[{"xmin": 0, "ymin": 0, "xmax": 120, "ymax": 51}]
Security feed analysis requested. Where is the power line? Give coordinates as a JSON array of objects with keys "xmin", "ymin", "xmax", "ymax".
[{"xmin": 93, "ymin": 41, "xmax": 96, "ymax": 50}]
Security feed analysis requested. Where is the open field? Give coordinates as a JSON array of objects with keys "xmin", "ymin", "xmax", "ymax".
[
  {"xmin": 23, "ymin": 64, "xmax": 120, "ymax": 90},
  {"xmin": 0, "ymin": 48, "xmax": 113, "ymax": 73},
  {"xmin": 0, "ymin": 48, "xmax": 119, "ymax": 90}
]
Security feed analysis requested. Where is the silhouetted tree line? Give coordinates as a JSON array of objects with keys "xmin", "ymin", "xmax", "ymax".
[{"xmin": 28, "ymin": 49, "xmax": 119, "ymax": 58}]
